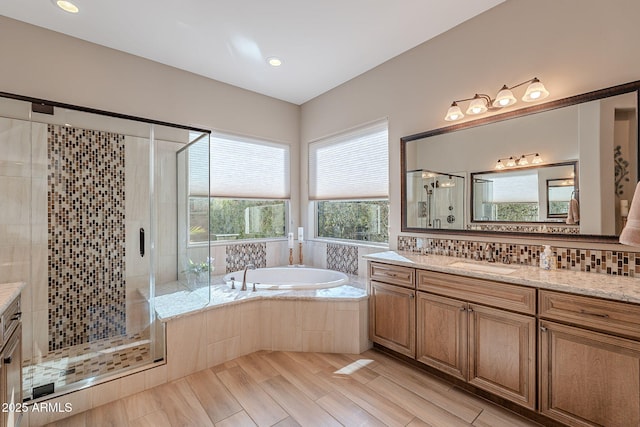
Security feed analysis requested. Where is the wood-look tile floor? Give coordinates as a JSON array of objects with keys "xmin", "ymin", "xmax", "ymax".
[{"xmin": 45, "ymin": 350, "xmax": 542, "ymax": 427}]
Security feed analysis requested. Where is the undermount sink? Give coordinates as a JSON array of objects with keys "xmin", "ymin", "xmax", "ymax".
[{"xmin": 448, "ymin": 262, "xmax": 517, "ymax": 275}]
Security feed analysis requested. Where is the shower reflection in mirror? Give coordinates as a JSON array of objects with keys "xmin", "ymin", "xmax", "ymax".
[{"xmin": 408, "ymin": 170, "xmax": 465, "ymax": 229}]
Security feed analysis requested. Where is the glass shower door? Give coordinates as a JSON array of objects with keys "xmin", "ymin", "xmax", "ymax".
[{"xmin": 0, "ymin": 93, "xmax": 208, "ymax": 401}]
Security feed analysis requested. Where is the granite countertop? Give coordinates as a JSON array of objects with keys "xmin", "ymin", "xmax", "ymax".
[
  {"xmin": 0, "ymin": 282, "xmax": 25, "ymax": 315},
  {"xmin": 364, "ymin": 251, "xmax": 640, "ymax": 304},
  {"xmin": 153, "ymin": 275, "xmax": 368, "ymax": 322}
]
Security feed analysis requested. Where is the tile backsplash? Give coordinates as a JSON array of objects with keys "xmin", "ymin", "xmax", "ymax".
[
  {"xmin": 327, "ymin": 243, "xmax": 359, "ymax": 275},
  {"xmin": 398, "ymin": 236, "xmax": 640, "ymax": 277},
  {"xmin": 225, "ymin": 242, "xmax": 267, "ymax": 272}
]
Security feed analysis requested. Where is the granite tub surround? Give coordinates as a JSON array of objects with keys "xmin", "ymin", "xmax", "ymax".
[
  {"xmin": 153, "ymin": 274, "xmax": 367, "ymax": 321},
  {"xmin": 0, "ymin": 281, "xmax": 25, "ymax": 313},
  {"xmin": 365, "ymin": 251, "xmax": 640, "ymax": 304},
  {"xmin": 398, "ymin": 235, "xmax": 640, "ymax": 277}
]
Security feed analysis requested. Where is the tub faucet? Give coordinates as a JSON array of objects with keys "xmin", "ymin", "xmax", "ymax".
[{"xmin": 241, "ymin": 264, "xmax": 255, "ymax": 291}]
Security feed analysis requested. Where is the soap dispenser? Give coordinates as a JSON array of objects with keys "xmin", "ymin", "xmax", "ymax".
[{"xmin": 540, "ymin": 245, "xmax": 553, "ymax": 270}]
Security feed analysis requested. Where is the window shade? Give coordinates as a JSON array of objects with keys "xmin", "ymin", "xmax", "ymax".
[
  {"xmin": 189, "ymin": 133, "xmax": 290, "ymax": 199},
  {"xmin": 309, "ymin": 119, "xmax": 388, "ymax": 200}
]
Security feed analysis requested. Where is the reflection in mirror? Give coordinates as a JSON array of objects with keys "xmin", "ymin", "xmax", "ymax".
[
  {"xmin": 471, "ymin": 162, "xmax": 576, "ymax": 223},
  {"xmin": 406, "ymin": 170, "xmax": 464, "ymax": 230},
  {"xmin": 401, "ymin": 81, "xmax": 639, "ymax": 239},
  {"xmin": 547, "ymin": 178, "xmax": 576, "ymax": 218}
]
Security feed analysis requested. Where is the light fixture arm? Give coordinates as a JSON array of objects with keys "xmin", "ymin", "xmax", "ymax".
[
  {"xmin": 451, "ymin": 93, "xmax": 493, "ymax": 106},
  {"xmin": 503, "ymin": 77, "xmax": 540, "ymax": 91}
]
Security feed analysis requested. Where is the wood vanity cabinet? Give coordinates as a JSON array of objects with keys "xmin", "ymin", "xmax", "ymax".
[
  {"xmin": 416, "ymin": 270, "xmax": 536, "ymax": 409},
  {"xmin": 538, "ymin": 290, "xmax": 640, "ymax": 426},
  {"xmin": 369, "ymin": 262, "xmax": 416, "ymax": 357}
]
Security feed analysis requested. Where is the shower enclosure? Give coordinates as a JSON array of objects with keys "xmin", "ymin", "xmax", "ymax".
[{"xmin": 0, "ymin": 93, "xmax": 209, "ymax": 401}]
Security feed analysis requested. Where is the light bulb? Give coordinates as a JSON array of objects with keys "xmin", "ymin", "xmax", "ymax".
[
  {"xmin": 267, "ymin": 57, "xmax": 282, "ymax": 67},
  {"xmin": 523, "ymin": 79, "xmax": 550, "ymax": 102},
  {"xmin": 466, "ymin": 97, "xmax": 487, "ymax": 115},
  {"xmin": 506, "ymin": 157, "xmax": 517, "ymax": 167},
  {"xmin": 495, "ymin": 160, "xmax": 505, "ymax": 170},
  {"xmin": 445, "ymin": 103, "xmax": 464, "ymax": 121},
  {"xmin": 493, "ymin": 86, "xmax": 517, "ymax": 108},
  {"xmin": 55, "ymin": 0, "xmax": 79, "ymax": 13},
  {"xmin": 518, "ymin": 155, "xmax": 528, "ymax": 166},
  {"xmin": 532, "ymin": 153, "xmax": 543, "ymax": 164}
]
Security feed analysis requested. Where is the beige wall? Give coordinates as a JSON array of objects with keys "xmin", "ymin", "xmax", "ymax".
[
  {"xmin": 0, "ymin": 14, "xmax": 302, "ymax": 230},
  {"xmin": 300, "ymin": 0, "xmax": 640, "ymax": 248},
  {"xmin": 3, "ymin": 0, "xmax": 640, "ymax": 250}
]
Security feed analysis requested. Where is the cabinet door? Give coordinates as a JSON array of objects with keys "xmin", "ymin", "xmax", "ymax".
[
  {"xmin": 416, "ymin": 292, "xmax": 467, "ymax": 380},
  {"xmin": 539, "ymin": 320, "xmax": 640, "ymax": 427},
  {"xmin": 370, "ymin": 281, "xmax": 415, "ymax": 357},
  {"xmin": 468, "ymin": 304, "xmax": 536, "ymax": 409}
]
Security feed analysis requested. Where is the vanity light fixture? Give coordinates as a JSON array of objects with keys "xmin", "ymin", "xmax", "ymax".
[
  {"xmin": 54, "ymin": 0, "xmax": 79, "ymax": 13},
  {"xmin": 445, "ymin": 77, "xmax": 549, "ymax": 122},
  {"xmin": 494, "ymin": 153, "xmax": 543, "ymax": 170}
]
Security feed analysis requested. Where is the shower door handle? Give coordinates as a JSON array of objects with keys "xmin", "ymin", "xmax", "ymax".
[{"xmin": 140, "ymin": 228, "xmax": 145, "ymax": 257}]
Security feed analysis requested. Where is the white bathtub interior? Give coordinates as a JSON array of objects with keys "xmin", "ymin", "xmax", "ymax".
[{"xmin": 224, "ymin": 267, "xmax": 349, "ymax": 290}]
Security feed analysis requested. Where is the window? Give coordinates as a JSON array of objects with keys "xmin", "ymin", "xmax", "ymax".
[
  {"xmin": 309, "ymin": 119, "xmax": 389, "ymax": 243},
  {"xmin": 188, "ymin": 133, "xmax": 290, "ymax": 243}
]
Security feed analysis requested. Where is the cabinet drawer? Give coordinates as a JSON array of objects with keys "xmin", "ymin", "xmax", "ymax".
[
  {"xmin": 369, "ymin": 262, "xmax": 415, "ymax": 288},
  {"xmin": 539, "ymin": 290, "xmax": 640, "ymax": 339},
  {"xmin": 417, "ymin": 270, "xmax": 535, "ymax": 315}
]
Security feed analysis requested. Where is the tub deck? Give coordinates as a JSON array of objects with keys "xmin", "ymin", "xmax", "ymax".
[{"xmin": 153, "ymin": 274, "xmax": 367, "ymax": 322}]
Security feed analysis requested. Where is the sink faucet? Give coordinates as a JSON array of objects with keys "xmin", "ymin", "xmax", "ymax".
[
  {"xmin": 485, "ymin": 245, "xmax": 496, "ymax": 263},
  {"xmin": 241, "ymin": 264, "xmax": 255, "ymax": 291}
]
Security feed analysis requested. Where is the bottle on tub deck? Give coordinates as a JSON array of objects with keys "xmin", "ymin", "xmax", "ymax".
[{"xmin": 540, "ymin": 245, "xmax": 553, "ymax": 270}]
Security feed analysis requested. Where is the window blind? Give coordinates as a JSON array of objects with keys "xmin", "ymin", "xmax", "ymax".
[
  {"xmin": 309, "ymin": 119, "xmax": 388, "ymax": 200},
  {"xmin": 189, "ymin": 133, "xmax": 290, "ymax": 199}
]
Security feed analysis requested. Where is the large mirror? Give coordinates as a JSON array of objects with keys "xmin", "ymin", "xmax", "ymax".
[{"xmin": 401, "ymin": 81, "xmax": 639, "ymax": 240}]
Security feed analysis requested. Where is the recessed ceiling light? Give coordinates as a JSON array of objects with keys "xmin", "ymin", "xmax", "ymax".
[
  {"xmin": 267, "ymin": 57, "xmax": 282, "ymax": 67},
  {"xmin": 54, "ymin": 0, "xmax": 79, "ymax": 14}
]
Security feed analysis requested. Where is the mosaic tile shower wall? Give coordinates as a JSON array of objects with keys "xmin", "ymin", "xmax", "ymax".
[
  {"xmin": 48, "ymin": 125, "xmax": 126, "ymax": 350},
  {"xmin": 327, "ymin": 243, "xmax": 359, "ymax": 275},
  {"xmin": 226, "ymin": 242, "xmax": 267, "ymax": 272},
  {"xmin": 398, "ymin": 236, "xmax": 640, "ymax": 277}
]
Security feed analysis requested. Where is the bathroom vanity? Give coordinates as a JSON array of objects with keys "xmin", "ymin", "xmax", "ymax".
[
  {"xmin": 0, "ymin": 283, "xmax": 24, "ymax": 427},
  {"xmin": 366, "ymin": 252, "xmax": 640, "ymax": 427}
]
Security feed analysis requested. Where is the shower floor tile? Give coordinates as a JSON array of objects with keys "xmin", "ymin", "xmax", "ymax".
[{"xmin": 23, "ymin": 332, "xmax": 152, "ymax": 400}]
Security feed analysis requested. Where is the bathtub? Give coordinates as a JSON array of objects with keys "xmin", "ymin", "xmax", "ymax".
[{"xmin": 223, "ymin": 267, "xmax": 349, "ymax": 290}]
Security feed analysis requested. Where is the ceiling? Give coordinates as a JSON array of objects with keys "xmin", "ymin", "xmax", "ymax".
[{"xmin": 0, "ymin": 0, "xmax": 504, "ymax": 105}]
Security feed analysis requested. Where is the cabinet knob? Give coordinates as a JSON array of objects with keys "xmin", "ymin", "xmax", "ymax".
[
  {"xmin": 459, "ymin": 307, "xmax": 466, "ymax": 311},
  {"xmin": 409, "ymin": 294, "xmax": 415, "ymax": 299},
  {"xmin": 540, "ymin": 326, "xmax": 548, "ymax": 332},
  {"xmin": 3, "ymin": 356, "xmax": 12, "ymax": 364}
]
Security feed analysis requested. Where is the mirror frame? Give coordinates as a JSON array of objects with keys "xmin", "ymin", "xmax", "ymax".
[{"xmin": 401, "ymin": 80, "xmax": 640, "ymax": 242}]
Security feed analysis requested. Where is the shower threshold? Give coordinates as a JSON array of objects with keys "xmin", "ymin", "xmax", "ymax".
[{"xmin": 22, "ymin": 332, "xmax": 152, "ymax": 401}]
